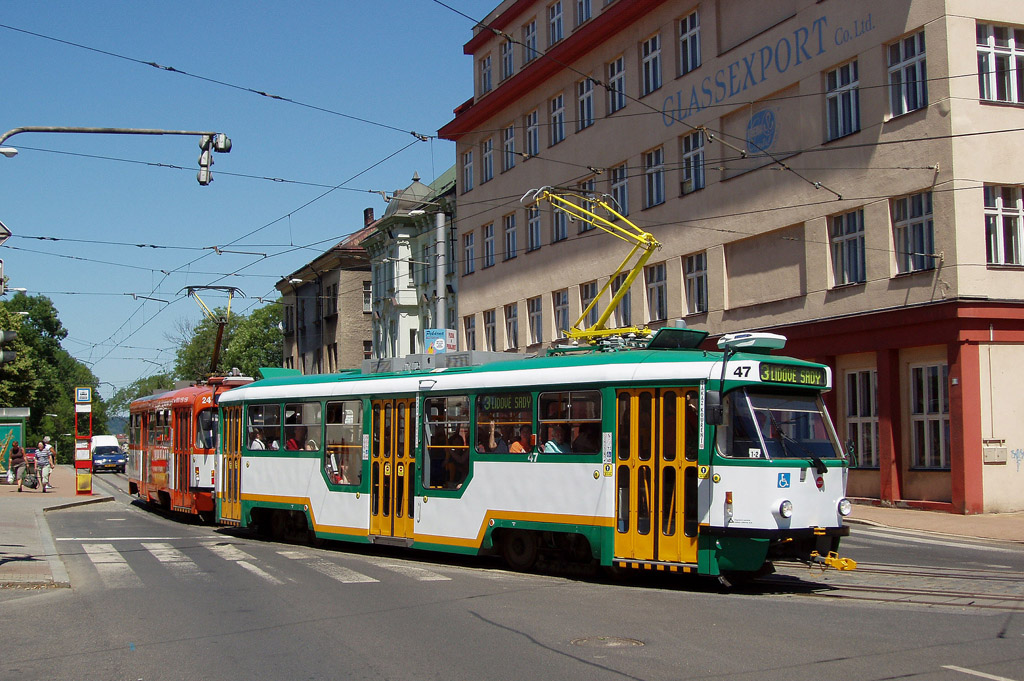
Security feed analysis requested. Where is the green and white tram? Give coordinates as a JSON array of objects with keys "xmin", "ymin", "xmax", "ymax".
[{"xmin": 215, "ymin": 328, "xmax": 854, "ymax": 578}]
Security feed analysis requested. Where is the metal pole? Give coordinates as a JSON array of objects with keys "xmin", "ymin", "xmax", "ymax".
[
  {"xmin": 435, "ymin": 211, "xmax": 446, "ymax": 331},
  {"xmin": 0, "ymin": 126, "xmax": 222, "ymax": 145}
]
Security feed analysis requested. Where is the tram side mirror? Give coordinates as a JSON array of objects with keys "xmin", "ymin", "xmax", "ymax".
[{"xmin": 705, "ymin": 391, "xmax": 723, "ymax": 425}]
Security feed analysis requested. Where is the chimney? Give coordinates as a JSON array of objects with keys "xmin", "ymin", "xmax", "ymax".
[{"xmin": 363, "ymin": 207, "xmax": 375, "ymax": 227}]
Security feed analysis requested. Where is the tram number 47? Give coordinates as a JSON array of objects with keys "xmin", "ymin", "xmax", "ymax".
[{"xmin": 733, "ymin": 366, "xmax": 751, "ymax": 378}]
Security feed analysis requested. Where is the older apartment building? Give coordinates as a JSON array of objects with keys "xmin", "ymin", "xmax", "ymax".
[{"xmin": 438, "ymin": 0, "xmax": 1024, "ymax": 512}]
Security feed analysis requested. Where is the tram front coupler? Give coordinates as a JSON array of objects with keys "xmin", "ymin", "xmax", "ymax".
[{"xmin": 808, "ymin": 550, "xmax": 857, "ymax": 571}]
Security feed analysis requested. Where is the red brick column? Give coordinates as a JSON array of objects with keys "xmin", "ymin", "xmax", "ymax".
[
  {"xmin": 875, "ymin": 348, "xmax": 902, "ymax": 504},
  {"xmin": 948, "ymin": 340, "xmax": 984, "ymax": 514}
]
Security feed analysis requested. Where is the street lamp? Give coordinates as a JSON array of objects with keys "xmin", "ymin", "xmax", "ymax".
[{"xmin": 0, "ymin": 147, "xmax": 17, "ymax": 158}]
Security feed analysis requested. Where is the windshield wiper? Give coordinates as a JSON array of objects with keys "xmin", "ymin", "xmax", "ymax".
[{"xmin": 765, "ymin": 411, "xmax": 828, "ymax": 475}]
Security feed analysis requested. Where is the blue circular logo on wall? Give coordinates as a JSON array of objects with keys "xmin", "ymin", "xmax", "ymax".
[{"xmin": 746, "ymin": 109, "xmax": 777, "ymax": 153}]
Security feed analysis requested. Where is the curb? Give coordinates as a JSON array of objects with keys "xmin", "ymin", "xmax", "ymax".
[
  {"xmin": 41, "ymin": 495, "xmax": 115, "ymax": 513},
  {"xmin": 35, "ymin": 509, "xmax": 70, "ymax": 588}
]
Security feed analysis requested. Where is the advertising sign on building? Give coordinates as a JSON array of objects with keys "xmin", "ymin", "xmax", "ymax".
[{"xmin": 425, "ymin": 329, "xmax": 458, "ymax": 354}]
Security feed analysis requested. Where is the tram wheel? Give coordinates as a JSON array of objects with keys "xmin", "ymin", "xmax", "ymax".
[{"xmin": 501, "ymin": 530, "xmax": 538, "ymax": 571}]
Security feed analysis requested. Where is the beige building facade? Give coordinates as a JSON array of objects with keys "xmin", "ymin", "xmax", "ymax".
[{"xmin": 440, "ymin": 0, "xmax": 1024, "ymax": 512}]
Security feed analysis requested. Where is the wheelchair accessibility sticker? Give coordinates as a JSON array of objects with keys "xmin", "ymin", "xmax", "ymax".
[{"xmin": 777, "ymin": 473, "xmax": 791, "ymax": 488}]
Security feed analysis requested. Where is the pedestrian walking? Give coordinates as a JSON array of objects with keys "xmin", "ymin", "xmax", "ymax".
[
  {"xmin": 9, "ymin": 441, "xmax": 27, "ymax": 492},
  {"xmin": 35, "ymin": 438, "xmax": 55, "ymax": 493}
]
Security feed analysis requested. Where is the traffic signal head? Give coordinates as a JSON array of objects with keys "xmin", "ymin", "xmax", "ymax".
[{"xmin": 0, "ymin": 329, "xmax": 16, "ymax": 365}]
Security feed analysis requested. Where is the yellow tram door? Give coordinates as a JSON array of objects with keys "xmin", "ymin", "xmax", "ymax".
[
  {"xmin": 220, "ymin": 405, "xmax": 243, "ymax": 524},
  {"xmin": 370, "ymin": 399, "xmax": 416, "ymax": 539}
]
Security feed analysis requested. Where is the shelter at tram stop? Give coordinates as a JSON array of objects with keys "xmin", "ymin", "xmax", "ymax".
[{"xmin": 0, "ymin": 407, "xmax": 29, "ymax": 479}]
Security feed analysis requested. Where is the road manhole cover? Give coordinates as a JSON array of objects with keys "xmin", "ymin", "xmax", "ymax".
[{"xmin": 571, "ymin": 636, "xmax": 645, "ymax": 648}]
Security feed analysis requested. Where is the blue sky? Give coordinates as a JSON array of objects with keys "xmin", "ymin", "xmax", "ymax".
[{"xmin": 0, "ymin": 1, "xmax": 497, "ymax": 398}]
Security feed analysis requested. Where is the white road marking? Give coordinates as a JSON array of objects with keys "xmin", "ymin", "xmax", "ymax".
[
  {"xmin": 943, "ymin": 664, "xmax": 1020, "ymax": 681},
  {"xmin": 278, "ymin": 550, "xmax": 378, "ymax": 584},
  {"xmin": 142, "ymin": 542, "xmax": 206, "ymax": 579},
  {"xmin": 363, "ymin": 558, "xmax": 451, "ymax": 582},
  {"xmin": 58, "ymin": 537, "xmax": 184, "ymax": 541},
  {"xmin": 82, "ymin": 543, "xmax": 143, "ymax": 588},
  {"xmin": 850, "ymin": 528, "xmax": 1020, "ymax": 554},
  {"xmin": 205, "ymin": 543, "xmax": 283, "ymax": 585}
]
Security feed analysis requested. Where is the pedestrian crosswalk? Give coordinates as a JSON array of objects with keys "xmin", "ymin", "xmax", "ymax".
[{"xmin": 68, "ymin": 539, "xmax": 461, "ymax": 589}]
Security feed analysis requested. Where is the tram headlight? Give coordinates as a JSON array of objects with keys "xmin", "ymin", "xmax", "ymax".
[
  {"xmin": 838, "ymin": 498, "xmax": 852, "ymax": 517},
  {"xmin": 779, "ymin": 500, "xmax": 793, "ymax": 518}
]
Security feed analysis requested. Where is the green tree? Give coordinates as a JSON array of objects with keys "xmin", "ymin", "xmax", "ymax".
[
  {"xmin": 170, "ymin": 309, "xmax": 243, "ymax": 382},
  {"xmin": 0, "ymin": 305, "xmax": 35, "ymax": 407},
  {"xmin": 107, "ymin": 373, "xmax": 176, "ymax": 419},
  {"xmin": 222, "ymin": 302, "xmax": 284, "ymax": 377}
]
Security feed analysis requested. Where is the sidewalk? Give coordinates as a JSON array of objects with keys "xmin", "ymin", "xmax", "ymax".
[
  {"xmin": 848, "ymin": 502, "xmax": 1024, "ymax": 543},
  {"xmin": 0, "ymin": 465, "xmax": 113, "ymax": 588}
]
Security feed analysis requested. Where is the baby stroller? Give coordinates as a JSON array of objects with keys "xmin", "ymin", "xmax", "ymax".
[{"xmin": 22, "ymin": 461, "xmax": 39, "ymax": 490}]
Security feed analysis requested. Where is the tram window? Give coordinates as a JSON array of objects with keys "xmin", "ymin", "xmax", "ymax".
[
  {"xmin": 716, "ymin": 389, "xmax": 840, "ymax": 460},
  {"xmin": 423, "ymin": 396, "xmax": 470, "ymax": 489},
  {"xmin": 285, "ymin": 401, "xmax": 322, "ymax": 451},
  {"xmin": 684, "ymin": 390, "xmax": 698, "ymax": 462},
  {"xmin": 151, "ymin": 409, "xmax": 171, "ymax": 446},
  {"xmin": 539, "ymin": 390, "xmax": 601, "ymax": 454},
  {"xmin": 325, "ymin": 400, "xmax": 362, "ymax": 486},
  {"xmin": 475, "ymin": 393, "xmax": 533, "ymax": 454},
  {"xmin": 195, "ymin": 409, "xmax": 218, "ymax": 450},
  {"xmin": 246, "ymin": 404, "xmax": 281, "ymax": 450},
  {"xmin": 616, "ymin": 393, "xmax": 630, "ymax": 460}
]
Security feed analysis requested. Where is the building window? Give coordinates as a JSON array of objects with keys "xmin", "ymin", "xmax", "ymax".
[
  {"xmin": 483, "ymin": 223, "xmax": 495, "ymax": 268},
  {"xmin": 523, "ymin": 19, "xmax": 538, "ymax": 64},
  {"xmin": 646, "ymin": 262, "xmax": 667, "ymax": 321},
  {"xmin": 580, "ymin": 280, "xmax": 599, "ymax": 328},
  {"xmin": 678, "ymin": 10, "xmax": 701, "ymax": 76},
  {"xmin": 500, "ymin": 39, "xmax": 515, "ymax": 81},
  {"xmin": 479, "ymin": 54, "xmax": 492, "ymax": 94},
  {"xmin": 888, "ymin": 31, "xmax": 927, "ymax": 116},
  {"xmin": 680, "ymin": 131, "xmax": 705, "ymax": 195},
  {"xmin": 831, "ymin": 209, "xmax": 866, "ymax": 285},
  {"xmin": 641, "ymin": 34, "xmax": 662, "ymax": 97},
  {"xmin": 826, "ymin": 60, "xmax": 860, "ymax": 140},
  {"xmin": 577, "ymin": 78, "xmax": 595, "ymax": 131},
  {"xmin": 610, "ymin": 163, "xmax": 629, "ymax": 216},
  {"xmin": 575, "ymin": 0, "xmax": 591, "ymax": 27},
  {"xmin": 985, "ymin": 185, "xmax": 1023, "ymax": 265},
  {"xmin": 503, "ymin": 213, "xmax": 518, "ymax": 260},
  {"xmin": 577, "ymin": 178, "xmax": 596, "ymax": 232},
  {"xmin": 362, "ymin": 281, "xmax": 371, "ymax": 313},
  {"xmin": 610, "ymin": 273, "xmax": 632, "ymax": 327},
  {"xmin": 845, "ymin": 369, "xmax": 878, "ymax": 468},
  {"xmin": 502, "ymin": 124, "xmax": 516, "ymax": 172},
  {"xmin": 363, "ymin": 340, "xmax": 372, "ymax": 360},
  {"xmin": 684, "ymin": 252, "xmax": 707, "ymax": 314},
  {"xmin": 464, "ymin": 315, "xmax": 476, "ymax": 351},
  {"xmin": 607, "ymin": 56, "xmax": 626, "ymax": 114},
  {"xmin": 978, "ymin": 24, "xmax": 1024, "ymax": 104},
  {"xmin": 550, "ymin": 93, "xmax": 565, "ymax": 145},
  {"xmin": 892, "ymin": 191, "xmax": 935, "ymax": 273},
  {"xmin": 527, "ymin": 206, "xmax": 542, "ymax": 251},
  {"xmin": 463, "ymin": 232, "xmax": 475, "ymax": 275},
  {"xmin": 910, "ymin": 363, "xmax": 949, "ymax": 469},
  {"xmin": 483, "ymin": 309, "xmax": 497, "ymax": 351},
  {"xmin": 548, "ymin": 1, "xmax": 564, "ymax": 46},
  {"xmin": 552, "ymin": 210, "xmax": 568, "ymax": 242},
  {"xmin": 481, "ymin": 138, "xmax": 494, "ymax": 183},
  {"xmin": 643, "ymin": 146, "xmax": 665, "ymax": 208},
  {"xmin": 462, "ymin": 150, "xmax": 474, "ymax": 192},
  {"xmin": 553, "ymin": 289, "xmax": 569, "ymax": 337},
  {"xmin": 524, "ymin": 110, "xmax": 539, "ymax": 157},
  {"xmin": 505, "ymin": 304, "xmax": 519, "ymax": 349},
  {"xmin": 528, "ymin": 296, "xmax": 543, "ymax": 344}
]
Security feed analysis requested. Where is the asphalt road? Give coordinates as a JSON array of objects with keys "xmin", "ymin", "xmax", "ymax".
[{"xmin": 2, "ymin": 474, "xmax": 1021, "ymax": 681}]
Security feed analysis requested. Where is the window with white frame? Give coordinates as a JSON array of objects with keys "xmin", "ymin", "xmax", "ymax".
[
  {"xmin": 684, "ymin": 252, "xmax": 707, "ymax": 314},
  {"xmin": 985, "ymin": 185, "xmax": 1023, "ymax": 265},
  {"xmin": 645, "ymin": 262, "xmax": 667, "ymax": 321},
  {"xmin": 464, "ymin": 315, "xmax": 476, "ymax": 350},
  {"xmin": 577, "ymin": 77, "xmax": 595, "ymax": 131},
  {"xmin": 502, "ymin": 124, "xmax": 516, "ymax": 172},
  {"xmin": 548, "ymin": 1, "xmax": 564, "ymax": 46},
  {"xmin": 580, "ymin": 280, "xmax": 599, "ymax": 327},
  {"xmin": 505, "ymin": 303, "xmax": 519, "ymax": 349},
  {"xmin": 845, "ymin": 369, "xmax": 878, "ymax": 468},
  {"xmin": 481, "ymin": 138, "xmax": 494, "ymax": 183},
  {"xmin": 527, "ymin": 205, "xmax": 542, "ymax": 251},
  {"xmin": 463, "ymin": 232, "xmax": 475, "ymax": 275},
  {"xmin": 577, "ymin": 178, "xmax": 596, "ymax": 231},
  {"xmin": 503, "ymin": 213, "xmax": 518, "ymax": 260},
  {"xmin": 610, "ymin": 163, "xmax": 629, "ymax": 215},
  {"xmin": 479, "ymin": 54, "xmax": 492, "ymax": 95},
  {"xmin": 362, "ymin": 281, "xmax": 372, "ymax": 313},
  {"xmin": 500, "ymin": 39, "xmax": 515, "ymax": 81},
  {"xmin": 575, "ymin": 0, "xmax": 591, "ymax": 26},
  {"xmin": 827, "ymin": 60, "xmax": 860, "ymax": 140},
  {"xmin": 977, "ymin": 23, "xmax": 1024, "ymax": 103},
  {"xmin": 678, "ymin": 10, "xmax": 700, "ymax": 76},
  {"xmin": 483, "ymin": 223, "xmax": 495, "ymax": 268},
  {"xmin": 552, "ymin": 210, "xmax": 568, "ymax": 242},
  {"xmin": 483, "ymin": 309, "xmax": 497, "ymax": 351},
  {"xmin": 462, "ymin": 150, "xmax": 474, "ymax": 192},
  {"xmin": 831, "ymin": 209, "xmax": 866, "ymax": 285},
  {"xmin": 524, "ymin": 110, "xmax": 539, "ymax": 157},
  {"xmin": 553, "ymin": 289, "xmax": 569, "ymax": 337},
  {"xmin": 641, "ymin": 34, "xmax": 662, "ymax": 96},
  {"xmin": 528, "ymin": 296, "xmax": 543, "ymax": 344},
  {"xmin": 550, "ymin": 93, "xmax": 565, "ymax": 145},
  {"xmin": 643, "ymin": 146, "xmax": 665, "ymax": 208},
  {"xmin": 523, "ymin": 19, "xmax": 538, "ymax": 63},
  {"xmin": 888, "ymin": 31, "xmax": 927, "ymax": 116},
  {"xmin": 892, "ymin": 191, "xmax": 935, "ymax": 273},
  {"xmin": 910, "ymin": 363, "xmax": 949, "ymax": 469},
  {"xmin": 680, "ymin": 131, "xmax": 705, "ymax": 194},
  {"xmin": 610, "ymin": 273, "xmax": 632, "ymax": 327},
  {"xmin": 607, "ymin": 56, "xmax": 626, "ymax": 114}
]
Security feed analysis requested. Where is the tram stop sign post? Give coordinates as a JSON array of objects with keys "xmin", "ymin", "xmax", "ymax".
[{"xmin": 74, "ymin": 386, "xmax": 93, "ymax": 495}]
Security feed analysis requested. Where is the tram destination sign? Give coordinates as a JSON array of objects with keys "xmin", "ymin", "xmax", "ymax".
[{"xmin": 759, "ymin": 362, "xmax": 827, "ymax": 387}]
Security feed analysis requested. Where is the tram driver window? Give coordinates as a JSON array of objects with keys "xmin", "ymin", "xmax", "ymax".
[
  {"xmin": 325, "ymin": 400, "xmax": 362, "ymax": 485},
  {"xmin": 423, "ymin": 396, "xmax": 470, "ymax": 489},
  {"xmin": 285, "ymin": 401, "xmax": 322, "ymax": 451},
  {"xmin": 195, "ymin": 409, "xmax": 218, "ymax": 450},
  {"xmin": 475, "ymin": 393, "xmax": 533, "ymax": 454},
  {"xmin": 246, "ymin": 404, "xmax": 281, "ymax": 451},
  {"xmin": 539, "ymin": 390, "xmax": 602, "ymax": 454},
  {"xmin": 717, "ymin": 391, "xmax": 763, "ymax": 458}
]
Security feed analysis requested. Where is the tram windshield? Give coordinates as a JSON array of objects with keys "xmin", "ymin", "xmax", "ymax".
[{"xmin": 718, "ymin": 389, "xmax": 842, "ymax": 464}]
